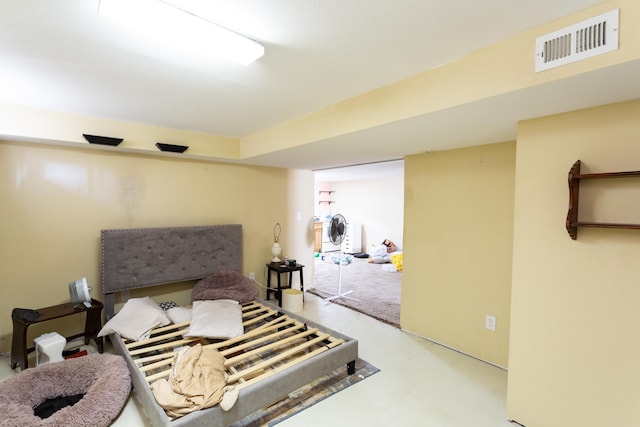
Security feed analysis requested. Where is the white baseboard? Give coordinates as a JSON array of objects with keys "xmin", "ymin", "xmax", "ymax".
[{"xmin": 401, "ymin": 328, "xmax": 508, "ymax": 371}]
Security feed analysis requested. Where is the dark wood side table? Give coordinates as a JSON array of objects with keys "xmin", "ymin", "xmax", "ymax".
[
  {"xmin": 11, "ymin": 299, "xmax": 104, "ymax": 370},
  {"xmin": 266, "ymin": 263, "xmax": 304, "ymax": 307}
]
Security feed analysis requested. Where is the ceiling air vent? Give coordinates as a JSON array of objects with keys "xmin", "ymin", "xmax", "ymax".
[{"xmin": 535, "ymin": 9, "xmax": 619, "ymax": 72}]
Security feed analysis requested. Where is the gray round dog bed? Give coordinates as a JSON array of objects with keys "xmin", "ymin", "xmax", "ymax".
[{"xmin": 0, "ymin": 353, "xmax": 131, "ymax": 427}]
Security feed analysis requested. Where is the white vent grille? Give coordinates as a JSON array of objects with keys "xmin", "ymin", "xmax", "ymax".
[{"xmin": 535, "ymin": 9, "xmax": 619, "ymax": 72}]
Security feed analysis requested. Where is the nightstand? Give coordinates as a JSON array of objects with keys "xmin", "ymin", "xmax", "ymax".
[{"xmin": 265, "ymin": 263, "xmax": 304, "ymax": 307}]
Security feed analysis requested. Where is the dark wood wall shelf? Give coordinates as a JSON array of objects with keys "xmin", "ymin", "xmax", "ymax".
[{"xmin": 566, "ymin": 160, "xmax": 640, "ymax": 239}]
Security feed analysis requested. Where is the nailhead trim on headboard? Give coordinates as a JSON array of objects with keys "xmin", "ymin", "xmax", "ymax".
[{"xmin": 100, "ymin": 224, "xmax": 242, "ymax": 294}]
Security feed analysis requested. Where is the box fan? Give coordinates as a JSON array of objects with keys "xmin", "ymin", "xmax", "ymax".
[{"xmin": 68, "ymin": 277, "xmax": 92, "ymax": 308}]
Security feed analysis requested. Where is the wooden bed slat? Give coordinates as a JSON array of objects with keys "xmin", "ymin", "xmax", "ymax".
[
  {"xmin": 226, "ymin": 333, "xmax": 332, "ymax": 384},
  {"xmin": 143, "ymin": 331, "xmax": 340, "ymax": 386},
  {"xmin": 139, "ymin": 356, "xmax": 175, "ymax": 374},
  {"xmin": 129, "ymin": 337, "xmax": 203, "ymax": 357},
  {"xmin": 135, "ymin": 352, "xmax": 176, "ymax": 366},
  {"xmin": 217, "ymin": 323, "xmax": 309, "ymax": 357},
  {"xmin": 145, "ymin": 367, "xmax": 172, "ymax": 383},
  {"xmin": 125, "ymin": 327, "xmax": 190, "ymax": 350},
  {"xmin": 242, "ymin": 309, "xmax": 278, "ymax": 327},
  {"xmin": 128, "ymin": 301, "xmax": 346, "ymax": 388},
  {"xmin": 235, "ymin": 345, "xmax": 334, "ymax": 390},
  {"xmin": 135, "ymin": 319, "xmax": 307, "ymax": 371},
  {"xmin": 223, "ymin": 327, "xmax": 320, "ymax": 365}
]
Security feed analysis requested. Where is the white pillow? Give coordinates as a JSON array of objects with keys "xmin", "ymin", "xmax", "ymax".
[
  {"xmin": 98, "ymin": 297, "xmax": 171, "ymax": 341},
  {"xmin": 166, "ymin": 306, "xmax": 192, "ymax": 324},
  {"xmin": 185, "ymin": 299, "xmax": 243, "ymax": 339}
]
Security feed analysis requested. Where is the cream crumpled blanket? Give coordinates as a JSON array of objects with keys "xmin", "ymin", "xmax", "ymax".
[{"xmin": 150, "ymin": 344, "xmax": 238, "ymax": 419}]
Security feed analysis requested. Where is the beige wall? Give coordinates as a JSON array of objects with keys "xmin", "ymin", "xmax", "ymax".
[
  {"xmin": 0, "ymin": 140, "xmax": 314, "ymax": 353},
  {"xmin": 326, "ymin": 175, "xmax": 405, "ymax": 250},
  {"xmin": 0, "ymin": 103, "xmax": 238, "ymax": 160},
  {"xmin": 507, "ymin": 99, "xmax": 640, "ymax": 427},
  {"xmin": 282, "ymin": 168, "xmax": 316, "ymax": 288},
  {"xmin": 1, "ymin": 1, "xmax": 639, "ymax": 423},
  {"xmin": 402, "ymin": 142, "xmax": 515, "ymax": 367}
]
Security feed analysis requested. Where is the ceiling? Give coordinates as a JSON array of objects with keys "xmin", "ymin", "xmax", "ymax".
[
  {"xmin": 314, "ymin": 159, "xmax": 404, "ymax": 182},
  {"xmin": 2, "ymin": 0, "xmax": 638, "ymax": 179}
]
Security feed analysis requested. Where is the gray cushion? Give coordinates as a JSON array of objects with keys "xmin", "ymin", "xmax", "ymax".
[{"xmin": 192, "ymin": 270, "xmax": 258, "ymax": 303}]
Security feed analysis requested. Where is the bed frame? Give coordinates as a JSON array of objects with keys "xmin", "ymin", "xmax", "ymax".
[{"xmin": 100, "ymin": 224, "xmax": 358, "ymax": 426}]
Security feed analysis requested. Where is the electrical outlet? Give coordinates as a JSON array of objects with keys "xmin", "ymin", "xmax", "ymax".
[
  {"xmin": 485, "ymin": 314, "xmax": 496, "ymax": 331},
  {"xmin": 249, "ymin": 272, "xmax": 255, "ymax": 281}
]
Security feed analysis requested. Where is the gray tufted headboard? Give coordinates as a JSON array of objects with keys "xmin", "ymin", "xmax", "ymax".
[{"xmin": 100, "ymin": 224, "xmax": 242, "ymax": 318}]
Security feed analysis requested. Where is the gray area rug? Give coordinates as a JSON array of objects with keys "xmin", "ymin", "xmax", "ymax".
[{"xmin": 309, "ymin": 257, "xmax": 401, "ymax": 327}]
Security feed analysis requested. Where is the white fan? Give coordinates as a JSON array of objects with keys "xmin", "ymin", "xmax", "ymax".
[
  {"xmin": 321, "ymin": 214, "xmax": 358, "ymax": 302},
  {"xmin": 68, "ymin": 277, "xmax": 92, "ymax": 308}
]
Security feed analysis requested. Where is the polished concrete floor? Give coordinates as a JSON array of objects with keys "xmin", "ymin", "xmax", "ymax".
[{"xmin": 1, "ymin": 294, "xmax": 514, "ymax": 426}]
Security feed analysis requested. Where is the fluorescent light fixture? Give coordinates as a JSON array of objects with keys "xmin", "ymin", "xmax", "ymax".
[{"xmin": 99, "ymin": 0, "xmax": 264, "ymax": 65}]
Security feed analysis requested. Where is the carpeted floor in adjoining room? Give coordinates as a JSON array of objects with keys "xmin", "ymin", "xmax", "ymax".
[{"xmin": 309, "ymin": 256, "xmax": 401, "ymax": 327}]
